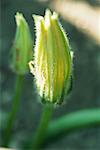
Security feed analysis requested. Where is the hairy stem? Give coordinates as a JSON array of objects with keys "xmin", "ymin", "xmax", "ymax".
[
  {"xmin": 32, "ymin": 104, "xmax": 53, "ymax": 149},
  {"xmin": 3, "ymin": 75, "xmax": 24, "ymax": 147}
]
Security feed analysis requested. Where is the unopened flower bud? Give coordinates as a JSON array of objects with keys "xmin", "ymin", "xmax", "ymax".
[
  {"xmin": 29, "ymin": 9, "xmax": 73, "ymax": 105},
  {"xmin": 10, "ymin": 12, "xmax": 33, "ymax": 75}
]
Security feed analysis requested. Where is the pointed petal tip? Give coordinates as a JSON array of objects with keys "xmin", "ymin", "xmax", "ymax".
[
  {"xmin": 52, "ymin": 11, "xmax": 58, "ymax": 20},
  {"xmin": 45, "ymin": 8, "xmax": 52, "ymax": 17},
  {"xmin": 15, "ymin": 12, "xmax": 24, "ymax": 26},
  {"xmin": 32, "ymin": 14, "xmax": 44, "ymax": 23}
]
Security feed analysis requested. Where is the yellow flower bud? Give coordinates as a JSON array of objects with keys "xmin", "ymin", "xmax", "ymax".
[
  {"xmin": 10, "ymin": 12, "xmax": 33, "ymax": 75},
  {"xmin": 29, "ymin": 9, "xmax": 73, "ymax": 104}
]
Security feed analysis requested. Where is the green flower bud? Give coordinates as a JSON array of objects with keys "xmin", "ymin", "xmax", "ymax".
[
  {"xmin": 29, "ymin": 9, "xmax": 73, "ymax": 105},
  {"xmin": 10, "ymin": 12, "xmax": 33, "ymax": 75}
]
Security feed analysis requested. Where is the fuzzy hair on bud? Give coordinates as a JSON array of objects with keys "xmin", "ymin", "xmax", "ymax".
[{"xmin": 29, "ymin": 9, "xmax": 73, "ymax": 105}]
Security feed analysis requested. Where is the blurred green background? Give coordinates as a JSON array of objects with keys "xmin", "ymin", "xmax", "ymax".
[{"xmin": 0, "ymin": 0, "xmax": 100, "ymax": 149}]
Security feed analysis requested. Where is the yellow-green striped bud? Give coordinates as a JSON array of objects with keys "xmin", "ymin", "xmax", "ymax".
[
  {"xmin": 29, "ymin": 9, "xmax": 73, "ymax": 105},
  {"xmin": 10, "ymin": 12, "xmax": 33, "ymax": 75}
]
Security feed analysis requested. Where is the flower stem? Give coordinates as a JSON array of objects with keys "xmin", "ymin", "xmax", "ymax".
[
  {"xmin": 3, "ymin": 75, "xmax": 24, "ymax": 147},
  {"xmin": 45, "ymin": 108, "xmax": 100, "ymax": 145},
  {"xmin": 32, "ymin": 104, "xmax": 53, "ymax": 149}
]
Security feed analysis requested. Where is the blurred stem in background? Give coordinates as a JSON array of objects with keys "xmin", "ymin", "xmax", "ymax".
[
  {"xmin": 32, "ymin": 105, "xmax": 53, "ymax": 149},
  {"xmin": 3, "ymin": 75, "xmax": 24, "ymax": 147},
  {"xmin": 43, "ymin": 108, "xmax": 100, "ymax": 146}
]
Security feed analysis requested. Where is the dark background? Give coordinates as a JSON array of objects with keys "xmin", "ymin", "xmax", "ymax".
[{"xmin": 0, "ymin": 0, "xmax": 100, "ymax": 149}]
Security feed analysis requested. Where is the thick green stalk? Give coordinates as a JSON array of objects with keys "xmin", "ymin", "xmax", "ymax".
[
  {"xmin": 45, "ymin": 109, "xmax": 100, "ymax": 144},
  {"xmin": 32, "ymin": 104, "xmax": 53, "ymax": 149},
  {"xmin": 3, "ymin": 75, "xmax": 24, "ymax": 147}
]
